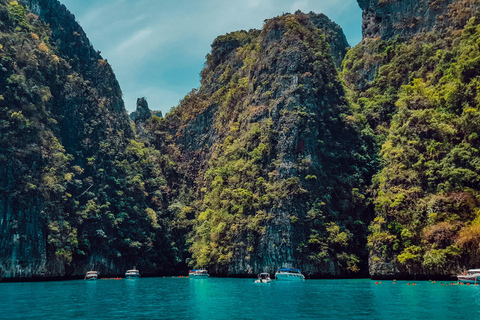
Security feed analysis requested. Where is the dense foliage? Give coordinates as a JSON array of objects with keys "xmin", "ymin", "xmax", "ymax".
[
  {"xmin": 148, "ymin": 13, "xmax": 373, "ymax": 276},
  {"xmin": 343, "ymin": 10, "xmax": 480, "ymax": 275},
  {"xmin": 0, "ymin": 0, "xmax": 185, "ymax": 276},
  {"xmin": 5, "ymin": 0, "xmax": 480, "ymax": 279}
]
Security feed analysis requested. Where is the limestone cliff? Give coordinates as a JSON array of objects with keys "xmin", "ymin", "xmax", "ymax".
[
  {"xmin": 344, "ymin": 0, "xmax": 480, "ymax": 280},
  {"xmin": 150, "ymin": 12, "xmax": 372, "ymax": 278},
  {"xmin": 0, "ymin": 0, "xmax": 181, "ymax": 281},
  {"xmin": 358, "ymin": 0, "xmax": 478, "ymax": 41}
]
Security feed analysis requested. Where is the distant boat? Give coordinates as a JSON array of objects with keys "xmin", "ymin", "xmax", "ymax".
[
  {"xmin": 189, "ymin": 269, "xmax": 209, "ymax": 278},
  {"xmin": 85, "ymin": 271, "xmax": 98, "ymax": 281},
  {"xmin": 125, "ymin": 267, "xmax": 141, "ymax": 279},
  {"xmin": 254, "ymin": 273, "xmax": 272, "ymax": 283},
  {"xmin": 275, "ymin": 268, "xmax": 305, "ymax": 281},
  {"xmin": 457, "ymin": 269, "xmax": 480, "ymax": 283}
]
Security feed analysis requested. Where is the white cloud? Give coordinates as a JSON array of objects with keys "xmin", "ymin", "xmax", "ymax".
[
  {"xmin": 59, "ymin": 0, "xmax": 363, "ymax": 115},
  {"xmin": 113, "ymin": 27, "xmax": 157, "ymax": 63}
]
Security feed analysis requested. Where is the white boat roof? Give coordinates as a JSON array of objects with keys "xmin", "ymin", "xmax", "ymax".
[
  {"xmin": 468, "ymin": 269, "xmax": 480, "ymax": 273},
  {"xmin": 86, "ymin": 271, "xmax": 98, "ymax": 274}
]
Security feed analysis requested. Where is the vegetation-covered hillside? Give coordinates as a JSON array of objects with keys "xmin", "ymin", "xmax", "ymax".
[
  {"xmin": 4, "ymin": 0, "xmax": 480, "ymax": 281},
  {"xmin": 0, "ymin": 0, "xmax": 185, "ymax": 279},
  {"xmin": 146, "ymin": 12, "xmax": 374, "ymax": 277},
  {"xmin": 343, "ymin": 0, "xmax": 480, "ymax": 278}
]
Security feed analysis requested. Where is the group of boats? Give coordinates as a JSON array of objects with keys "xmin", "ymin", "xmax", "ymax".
[
  {"xmin": 188, "ymin": 268, "xmax": 305, "ymax": 282},
  {"xmin": 255, "ymin": 268, "xmax": 305, "ymax": 282},
  {"xmin": 189, "ymin": 269, "xmax": 210, "ymax": 278},
  {"xmin": 85, "ymin": 267, "xmax": 480, "ymax": 283},
  {"xmin": 84, "ymin": 267, "xmax": 141, "ymax": 281}
]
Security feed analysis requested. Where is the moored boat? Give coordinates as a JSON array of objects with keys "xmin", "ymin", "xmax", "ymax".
[
  {"xmin": 85, "ymin": 271, "xmax": 98, "ymax": 281},
  {"xmin": 125, "ymin": 267, "xmax": 141, "ymax": 279},
  {"xmin": 275, "ymin": 268, "xmax": 305, "ymax": 281},
  {"xmin": 189, "ymin": 269, "xmax": 209, "ymax": 278},
  {"xmin": 254, "ymin": 273, "xmax": 272, "ymax": 283},
  {"xmin": 457, "ymin": 269, "xmax": 480, "ymax": 283}
]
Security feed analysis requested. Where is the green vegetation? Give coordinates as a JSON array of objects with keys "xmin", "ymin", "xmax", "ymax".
[
  {"xmin": 148, "ymin": 13, "xmax": 373, "ymax": 275},
  {"xmin": 0, "ymin": 0, "xmax": 186, "ymax": 275},
  {"xmin": 6, "ymin": 0, "xmax": 480, "ymax": 279},
  {"xmin": 343, "ymin": 11, "xmax": 480, "ymax": 274}
]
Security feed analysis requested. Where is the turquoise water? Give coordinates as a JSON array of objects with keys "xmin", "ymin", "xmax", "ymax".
[{"xmin": 2, "ymin": 278, "xmax": 479, "ymax": 319}]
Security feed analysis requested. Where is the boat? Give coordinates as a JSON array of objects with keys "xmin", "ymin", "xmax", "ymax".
[
  {"xmin": 189, "ymin": 269, "xmax": 209, "ymax": 278},
  {"xmin": 457, "ymin": 269, "xmax": 480, "ymax": 283},
  {"xmin": 254, "ymin": 273, "xmax": 272, "ymax": 283},
  {"xmin": 125, "ymin": 267, "xmax": 141, "ymax": 279},
  {"xmin": 275, "ymin": 268, "xmax": 305, "ymax": 281},
  {"xmin": 84, "ymin": 271, "xmax": 98, "ymax": 281}
]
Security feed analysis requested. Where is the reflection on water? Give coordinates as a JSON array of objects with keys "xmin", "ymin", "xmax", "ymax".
[{"xmin": 2, "ymin": 278, "xmax": 480, "ymax": 319}]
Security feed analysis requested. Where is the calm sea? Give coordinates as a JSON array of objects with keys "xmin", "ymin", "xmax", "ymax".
[{"xmin": 1, "ymin": 277, "xmax": 479, "ymax": 319}]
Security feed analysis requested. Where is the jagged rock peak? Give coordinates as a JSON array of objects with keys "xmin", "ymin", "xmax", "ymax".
[
  {"xmin": 130, "ymin": 97, "xmax": 152, "ymax": 122},
  {"xmin": 358, "ymin": 0, "xmax": 479, "ymax": 41},
  {"xmin": 206, "ymin": 11, "xmax": 349, "ymax": 70}
]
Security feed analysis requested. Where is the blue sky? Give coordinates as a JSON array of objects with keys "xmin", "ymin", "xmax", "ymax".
[{"xmin": 59, "ymin": 0, "xmax": 362, "ymax": 115}]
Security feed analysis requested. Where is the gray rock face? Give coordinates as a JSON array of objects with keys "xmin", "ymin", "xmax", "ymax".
[
  {"xmin": 130, "ymin": 97, "xmax": 153, "ymax": 139},
  {"xmin": 0, "ymin": 0, "xmax": 138, "ymax": 281},
  {"xmin": 358, "ymin": 0, "xmax": 478, "ymax": 41},
  {"xmin": 308, "ymin": 11, "xmax": 350, "ymax": 67},
  {"xmin": 183, "ymin": 12, "xmax": 368, "ymax": 278},
  {"xmin": 130, "ymin": 97, "xmax": 152, "ymax": 122},
  {"xmin": 20, "ymin": 0, "xmax": 132, "ymax": 139},
  {"xmin": 0, "ymin": 198, "xmax": 48, "ymax": 279}
]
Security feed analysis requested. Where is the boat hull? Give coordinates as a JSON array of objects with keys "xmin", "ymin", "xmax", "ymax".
[
  {"xmin": 85, "ymin": 277, "xmax": 97, "ymax": 281},
  {"xmin": 84, "ymin": 271, "xmax": 98, "ymax": 281},
  {"xmin": 190, "ymin": 274, "xmax": 209, "ymax": 279},
  {"xmin": 254, "ymin": 279, "xmax": 271, "ymax": 283},
  {"xmin": 275, "ymin": 273, "xmax": 305, "ymax": 281},
  {"xmin": 457, "ymin": 275, "xmax": 479, "ymax": 284}
]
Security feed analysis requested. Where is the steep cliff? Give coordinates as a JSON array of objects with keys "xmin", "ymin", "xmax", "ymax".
[
  {"xmin": 6, "ymin": 0, "xmax": 480, "ymax": 281},
  {"xmin": 0, "ymin": 0, "xmax": 184, "ymax": 280},
  {"xmin": 358, "ymin": 0, "xmax": 479, "ymax": 41},
  {"xmin": 350, "ymin": 0, "xmax": 480, "ymax": 92},
  {"xmin": 343, "ymin": 0, "xmax": 480, "ymax": 279},
  {"xmin": 149, "ymin": 12, "xmax": 373, "ymax": 277}
]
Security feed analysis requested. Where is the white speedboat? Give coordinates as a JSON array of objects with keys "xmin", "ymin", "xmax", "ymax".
[
  {"xmin": 275, "ymin": 268, "xmax": 305, "ymax": 281},
  {"xmin": 254, "ymin": 273, "xmax": 272, "ymax": 283},
  {"xmin": 125, "ymin": 267, "xmax": 141, "ymax": 279},
  {"xmin": 457, "ymin": 269, "xmax": 480, "ymax": 283},
  {"xmin": 85, "ymin": 271, "xmax": 98, "ymax": 281},
  {"xmin": 189, "ymin": 269, "xmax": 209, "ymax": 278}
]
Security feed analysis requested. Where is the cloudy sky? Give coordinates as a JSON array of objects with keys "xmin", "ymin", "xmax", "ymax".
[{"xmin": 59, "ymin": 0, "xmax": 362, "ymax": 115}]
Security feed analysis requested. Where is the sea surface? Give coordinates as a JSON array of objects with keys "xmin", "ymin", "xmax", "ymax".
[{"xmin": 1, "ymin": 277, "xmax": 479, "ymax": 319}]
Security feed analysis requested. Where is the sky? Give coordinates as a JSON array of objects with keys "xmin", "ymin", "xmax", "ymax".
[{"xmin": 58, "ymin": 0, "xmax": 363, "ymax": 115}]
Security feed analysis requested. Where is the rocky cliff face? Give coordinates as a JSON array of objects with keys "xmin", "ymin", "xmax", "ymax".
[
  {"xmin": 20, "ymin": 0, "xmax": 133, "ymax": 152},
  {"xmin": 153, "ymin": 12, "xmax": 372, "ymax": 277},
  {"xmin": 8, "ymin": 0, "xmax": 478, "ymax": 281},
  {"xmin": 0, "ymin": 0, "xmax": 180, "ymax": 281},
  {"xmin": 358, "ymin": 0, "xmax": 478, "ymax": 41},
  {"xmin": 350, "ymin": 0, "xmax": 480, "ymax": 93},
  {"xmin": 345, "ymin": 0, "xmax": 480, "ymax": 280}
]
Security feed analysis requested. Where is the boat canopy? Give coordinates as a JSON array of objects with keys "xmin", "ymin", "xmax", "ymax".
[
  {"xmin": 279, "ymin": 268, "xmax": 301, "ymax": 272},
  {"xmin": 468, "ymin": 269, "xmax": 480, "ymax": 273}
]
